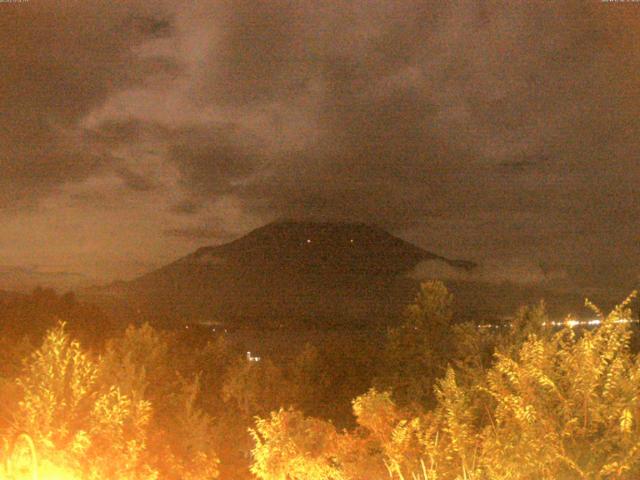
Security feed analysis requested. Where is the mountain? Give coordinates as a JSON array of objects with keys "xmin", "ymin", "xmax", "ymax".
[{"xmin": 90, "ymin": 221, "xmax": 476, "ymax": 329}]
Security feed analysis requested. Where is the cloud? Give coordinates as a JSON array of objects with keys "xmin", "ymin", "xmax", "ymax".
[
  {"xmin": 0, "ymin": 265, "xmax": 90, "ymax": 292},
  {"xmin": 0, "ymin": 0, "xmax": 175, "ymax": 208},
  {"xmin": 411, "ymin": 258, "xmax": 569, "ymax": 286},
  {"xmin": 164, "ymin": 227, "xmax": 226, "ymax": 241},
  {"xmin": 171, "ymin": 200, "xmax": 201, "ymax": 215},
  {"xmin": 2, "ymin": 0, "xmax": 640, "ymax": 286}
]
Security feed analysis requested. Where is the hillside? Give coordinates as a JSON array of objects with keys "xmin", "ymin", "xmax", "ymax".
[{"xmin": 91, "ymin": 221, "xmax": 476, "ymax": 328}]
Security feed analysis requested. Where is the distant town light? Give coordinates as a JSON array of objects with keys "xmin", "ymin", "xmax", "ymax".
[
  {"xmin": 480, "ymin": 317, "xmax": 637, "ymax": 330},
  {"xmin": 246, "ymin": 351, "xmax": 261, "ymax": 362}
]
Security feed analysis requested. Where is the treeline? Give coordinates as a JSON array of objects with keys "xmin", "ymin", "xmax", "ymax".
[
  {"xmin": 1, "ymin": 283, "xmax": 640, "ymax": 479},
  {"xmin": 0, "ymin": 288, "xmax": 377, "ymax": 478},
  {"xmin": 251, "ymin": 290, "xmax": 640, "ymax": 479}
]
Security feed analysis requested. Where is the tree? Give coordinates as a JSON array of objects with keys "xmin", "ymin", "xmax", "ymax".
[
  {"xmin": 222, "ymin": 357, "xmax": 294, "ymax": 419},
  {"xmin": 10, "ymin": 322, "xmax": 157, "ymax": 479},
  {"xmin": 379, "ymin": 280, "xmax": 455, "ymax": 408},
  {"xmin": 287, "ymin": 344, "xmax": 333, "ymax": 418},
  {"xmin": 450, "ymin": 301, "xmax": 553, "ymax": 390},
  {"xmin": 250, "ymin": 294, "xmax": 640, "ymax": 480},
  {"xmin": 250, "ymin": 408, "xmax": 344, "ymax": 480},
  {"xmin": 100, "ymin": 323, "xmax": 219, "ymax": 480}
]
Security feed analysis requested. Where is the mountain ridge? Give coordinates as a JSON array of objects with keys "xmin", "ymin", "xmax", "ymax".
[
  {"xmin": 141, "ymin": 220, "xmax": 476, "ymax": 280},
  {"xmin": 91, "ymin": 221, "xmax": 476, "ymax": 328}
]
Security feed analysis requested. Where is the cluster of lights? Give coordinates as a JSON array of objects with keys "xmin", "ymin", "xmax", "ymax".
[
  {"xmin": 479, "ymin": 318, "xmax": 638, "ymax": 330},
  {"xmin": 246, "ymin": 351, "xmax": 261, "ymax": 362},
  {"xmin": 478, "ymin": 323, "xmax": 504, "ymax": 330},
  {"xmin": 541, "ymin": 317, "xmax": 638, "ymax": 328},
  {"xmin": 303, "ymin": 238, "xmax": 355, "ymax": 244},
  {"xmin": 184, "ymin": 325, "xmax": 228, "ymax": 333}
]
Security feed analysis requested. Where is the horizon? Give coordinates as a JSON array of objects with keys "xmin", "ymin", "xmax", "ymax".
[{"xmin": 0, "ymin": 218, "xmax": 635, "ymax": 310}]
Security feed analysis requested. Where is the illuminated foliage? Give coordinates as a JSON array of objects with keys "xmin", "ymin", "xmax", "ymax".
[
  {"xmin": 223, "ymin": 357, "xmax": 295, "ymax": 419},
  {"xmin": 6, "ymin": 322, "xmax": 220, "ymax": 479},
  {"xmin": 477, "ymin": 293, "xmax": 640, "ymax": 479},
  {"xmin": 10, "ymin": 322, "xmax": 157, "ymax": 479},
  {"xmin": 250, "ymin": 408, "xmax": 344, "ymax": 480},
  {"xmin": 5, "ymin": 287, "xmax": 640, "ymax": 480},
  {"xmin": 250, "ymin": 294, "xmax": 640, "ymax": 480},
  {"xmin": 352, "ymin": 389, "xmax": 426, "ymax": 479},
  {"xmin": 100, "ymin": 323, "xmax": 219, "ymax": 480}
]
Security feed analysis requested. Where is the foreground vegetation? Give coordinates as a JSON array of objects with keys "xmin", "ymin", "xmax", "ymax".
[{"xmin": 1, "ymin": 284, "xmax": 640, "ymax": 478}]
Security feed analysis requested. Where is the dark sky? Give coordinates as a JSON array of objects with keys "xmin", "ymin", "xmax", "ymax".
[{"xmin": 1, "ymin": 1, "xmax": 639, "ymax": 291}]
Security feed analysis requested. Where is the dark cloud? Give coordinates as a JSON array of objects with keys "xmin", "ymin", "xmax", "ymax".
[
  {"xmin": 0, "ymin": 1, "xmax": 174, "ymax": 207},
  {"xmin": 168, "ymin": 125, "xmax": 264, "ymax": 196},
  {"xmin": 0, "ymin": 265, "xmax": 90, "ymax": 292},
  {"xmin": 171, "ymin": 200, "xmax": 202, "ymax": 216},
  {"xmin": 2, "ymin": 0, "xmax": 640, "ymax": 287},
  {"xmin": 197, "ymin": 1, "xmax": 313, "ymax": 106},
  {"xmin": 115, "ymin": 167, "xmax": 157, "ymax": 192},
  {"xmin": 164, "ymin": 226, "xmax": 230, "ymax": 241},
  {"xmin": 497, "ymin": 157, "xmax": 549, "ymax": 172}
]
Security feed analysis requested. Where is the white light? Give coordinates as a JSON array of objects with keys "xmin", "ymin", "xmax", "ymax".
[{"xmin": 246, "ymin": 351, "xmax": 261, "ymax": 362}]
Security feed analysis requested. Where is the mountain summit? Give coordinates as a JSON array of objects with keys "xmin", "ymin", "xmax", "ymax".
[
  {"xmin": 180, "ymin": 221, "xmax": 474, "ymax": 275},
  {"xmin": 102, "ymin": 221, "xmax": 475, "ymax": 328}
]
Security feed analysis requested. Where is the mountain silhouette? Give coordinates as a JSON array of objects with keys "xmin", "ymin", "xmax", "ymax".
[{"xmin": 95, "ymin": 221, "xmax": 476, "ymax": 328}]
